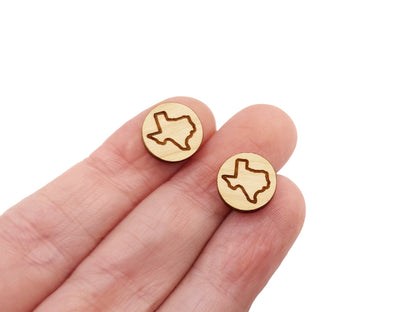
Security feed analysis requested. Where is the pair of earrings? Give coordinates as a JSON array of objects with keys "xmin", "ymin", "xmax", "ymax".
[{"xmin": 142, "ymin": 102, "xmax": 276, "ymax": 212}]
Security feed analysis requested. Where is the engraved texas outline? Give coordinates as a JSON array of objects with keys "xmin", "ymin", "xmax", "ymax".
[
  {"xmin": 222, "ymin": 158, "xmax": 271, "ymax": 204},
  {"xmin": 147, "ymin": 111, "xmax": 196, "ymax": 151}
]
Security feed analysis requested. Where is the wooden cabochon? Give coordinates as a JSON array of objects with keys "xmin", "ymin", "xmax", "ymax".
[
  {"xmin": 217, "ymin": 153, "xmax": 277, "ymax": 212},
  {"xmin": 142, "ymin": 102, "xmax": 203, "ymax": 162}
]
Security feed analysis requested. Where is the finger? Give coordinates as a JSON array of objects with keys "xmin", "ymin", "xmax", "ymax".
[
  {"xmin": 0, "ymin": 97, "xmax": 215, "ymax": 312},
  {"xmin": 158, "ymin": 176, "xmax": 305, "ymax": 312},
  {"xmin": 35, "ymin": 105, "xmax": 297, "ymax": 312}
]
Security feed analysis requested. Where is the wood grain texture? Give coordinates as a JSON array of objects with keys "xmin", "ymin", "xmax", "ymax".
[
  {"xmin": 217, "ymin": 153, "xmax": 277, "ymax": 212},
  {"xmin": 142, "ymin": 103, "xmax": 203, "ymax": 162}
]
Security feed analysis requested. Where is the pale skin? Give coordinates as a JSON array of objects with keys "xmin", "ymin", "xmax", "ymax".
[{"xmin": 0, "ymin": 97, "xmax": 305, "ymax": 312}]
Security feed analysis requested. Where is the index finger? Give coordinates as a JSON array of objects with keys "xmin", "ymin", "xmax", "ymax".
[{"xmin": 0, "ymin": 96, "xmax": 216, "ymax": 312}]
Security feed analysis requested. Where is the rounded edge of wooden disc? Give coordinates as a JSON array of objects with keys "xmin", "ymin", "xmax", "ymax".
[
  {"xmin": 141, "ymin": 102, "xmax": 204, "ymax": 162},
  {"xmin": 217, "ymin": 152, "xmax": 277, "ymax": 212}
]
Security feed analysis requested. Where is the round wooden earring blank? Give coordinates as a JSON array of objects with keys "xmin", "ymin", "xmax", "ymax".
[
  {"xmin": 217, "ymin": 153, "xmax": 277, "ymax": 212},
  {"xmin": 142, "ymin": 102, "xmax": 203, "ymax": 162}
]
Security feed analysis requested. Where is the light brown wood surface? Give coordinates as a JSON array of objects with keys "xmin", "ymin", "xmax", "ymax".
[
  {"xmin": 142, "ymin": 102, "xmax": 203, "ymax": 162},
  {"xmin": 217, "ymin": 153, "xmax": 277, "ymax": 212}
]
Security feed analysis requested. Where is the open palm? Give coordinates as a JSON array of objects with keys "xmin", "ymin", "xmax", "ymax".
[{"xmin": 0, "ymin": 97, "xmax": 305, "ymax": 312}]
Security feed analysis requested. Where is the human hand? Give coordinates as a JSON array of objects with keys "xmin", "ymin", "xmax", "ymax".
[{"xmin": 0, "ymin": 97, "xmax": 305, "ymax": 312}]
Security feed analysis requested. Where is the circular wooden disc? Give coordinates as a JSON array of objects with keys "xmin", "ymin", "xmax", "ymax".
[
  {"xmin": 217, "ymin": 153, "xmax": 277, "ymax": 212},
  {"xmin": 142, "ymin": 102, "xmax": 203, "ymax": 162}
]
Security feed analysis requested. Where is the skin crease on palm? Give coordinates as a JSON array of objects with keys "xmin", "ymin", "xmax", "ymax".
[{"xmin": 0, "ymin": 97, "xmax": 305, "ymax": 312}]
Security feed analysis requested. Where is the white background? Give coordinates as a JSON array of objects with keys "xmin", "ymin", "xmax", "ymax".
[{"xmin": 1, "ymin": 1, "xmax": 415, "ymax": 311}]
